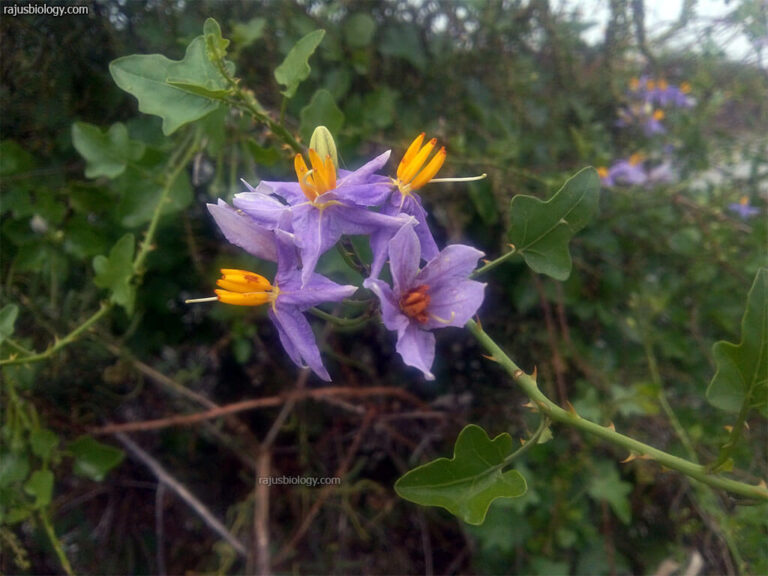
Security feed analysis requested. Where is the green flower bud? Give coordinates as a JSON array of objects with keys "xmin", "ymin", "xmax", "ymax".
[{"xmin": 309, "ymin": 126, "xmax": 338, "ymax": 169}]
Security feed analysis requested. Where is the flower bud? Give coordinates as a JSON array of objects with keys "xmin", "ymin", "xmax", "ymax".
[{"xmin": 309, "ymin": 126, "xmax": 338, "ymax": 169}]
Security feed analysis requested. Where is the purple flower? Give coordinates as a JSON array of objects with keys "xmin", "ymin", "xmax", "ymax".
[
  {"xmin": 363, "ymin": 224, "xmax": 486, "ymax": 380},
  {"xmin": 234, "ymin": 150, "xmax": 412, "ymax": 286},
  {"xmin": 193, "ymin": 228, "xmax": 357, "ymax": 381},
  {"xmin": 207, "ymin": 199, "xmax": 278, "ymax": 262},
  {"xmin": 728, "ymin": 197, "xmax": 761, "ymax": 220},
  {"xmin": 601, "ymin": 155, "xmax": 648, "ymax": 187}
]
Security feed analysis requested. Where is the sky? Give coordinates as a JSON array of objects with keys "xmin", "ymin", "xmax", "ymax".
[{"xmin": 556, "ymin": 0, "xmax": 758, "ymax": 62}]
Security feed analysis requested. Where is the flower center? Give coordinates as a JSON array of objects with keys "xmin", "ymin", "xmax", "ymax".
[
  {"xmin": 214, "ymin": 268, "xmax": 276, "ymax": 306},
  {"xmin": 295, "ymin": 149, "xmax": 337, "ymax": 202},
  {"xmin": 399, "ymin": 284, "xmax": 431, "ymax": 324},
  {"xmin": 393, "ymin": 133, "xmax": 447, "ymax": 197}
]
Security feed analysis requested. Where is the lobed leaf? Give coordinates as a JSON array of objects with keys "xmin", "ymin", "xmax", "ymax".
[
  {"xmin": 274, "ymin": 29, "xmax": 325, "ymax": 98},
  {"xmin": 0, "ymin": 303, "xmax": 19, "ymax": 346},
  {"xmin": 395, "ymin": 424, "xmax": 527, "ymax": 525},
  {"xmin": 707, "ymin": 268, "xmax": 768, "ymax": 416},
  {"xmin": 507, "ymin": 167, "xmax": 600, "ymax": 281},
  {"xmin": 24, "ymin": 470, "xmax": 54, "ymax": 508},
  {"xmin": 71, "ymin": 122, "xmax": 145, "ymax": 179},
  {"xmin": 93, "ymin": 234, "xmax": 135, "ymax": 314},
  {"xmin": 70, "ymin": 436, "xmax": 125, "ymax": 482},
  {"xmin": 110, "ymin": 35, "xmax": 233, "ymax": 135}
]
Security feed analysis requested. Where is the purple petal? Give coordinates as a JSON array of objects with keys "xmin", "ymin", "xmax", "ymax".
[
  {"xmin": 333, "ymin": 181, "xmax": 393, "ymax": 206},
  {"xmin": 363, "ymin": 278, "xmax": 409, "ymax": 332},
  {"xmin": 233, "ymin": 192, "xmax": 291, "ymax": 228},
  {"xmin": 279, "ymin": 274, "xmax": 357, "ymax": 309},
  {"xmin": 403, "ymin": 193, "xmax": 439, "ymax": 261},
  {"xmin": 395, "ymin": 323, "xmax": 436, "ymax": 380},
  {"xmin": 291, "ymin": 205, "xmax": 342, "ymax": 287},
  {"xmin": 387, "ymin": 224, "xmax": 421, "ymax": 296},
  {"xmin": 337, "ymin": 150, "xmax": 391, "ymax": 187},
  {"xmin": 269, "ymin": 306, "xmax": 331, "ymax": 381},
  {"xmin": 207, "ymin": 200, "xmax": 278, "ymax": 262},
  {"xmin": 423, "ymin": 280, "xmax": 486, "ymax": 330},
  {"xmin": 416, "ymin": 244, "xmax": 485, "ymax": 289},
  {"xmin": 251, "ymin": 178, "xmax": 307, "ymax": 205}
]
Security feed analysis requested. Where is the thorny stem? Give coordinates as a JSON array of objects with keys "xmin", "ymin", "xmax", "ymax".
[
  {"xmin": 0, "ymin": 303, "xmax": 111, "ymax": 366},
  {"xmin": 465, "ymin": 319, "xmax": 768, "ymax": 502},
  {"xmin": 39, "ymin": 510, "xmax": 74, "ymax": 576},
  {"xmin": 211, "ymin": 51, "xmax": 303, "ymax": 154},
  {"xmin": 1, "ymin": 131, "xmax": 201, "ymax": 367},
  {"xmin": 471, "ymin": 247, "xmax": 518, "ymax": 278}
]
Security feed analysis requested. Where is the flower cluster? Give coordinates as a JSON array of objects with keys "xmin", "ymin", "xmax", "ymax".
[
  {"xmin": 597, "ymin": 154, "xmax": 675, "ymax": 188},
  {"xmin": 599, "ymin": 76, "xmax": 695, "ymax": 188},
  {"xmin": 189, "ymin": 130, "xmax": 486, "ymax": 381}
]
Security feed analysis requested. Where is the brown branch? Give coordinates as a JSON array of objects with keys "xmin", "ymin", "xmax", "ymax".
[
  {"xmin": 272, "ymin": 408, "xmax": 376, "ymax": 566},
  {"xmin": 92, "ymin": 386, "xmax": 429, "ymax": 436},
  {"xmin": 115, "ymin": 433, "xmax": 247, "ymax": 558}
]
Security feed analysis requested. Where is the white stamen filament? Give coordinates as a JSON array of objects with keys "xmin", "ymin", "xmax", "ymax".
[
  {"xmin": 185, "ymin": 296, "xmax": 219, "ymax": 304},
  {"xmin": 429, "ymin": 311, "xmax": 456, "ymax": 324},
  {"xmin": 429, "ymin": 173, "xmax": 487, "ymax": 183}
]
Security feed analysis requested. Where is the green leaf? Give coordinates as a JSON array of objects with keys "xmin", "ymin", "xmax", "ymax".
[
  {"xmin": 203, "ymin": 17, "xmax": 230, "ymax": 62},
  {"xmin": 379, "ymin": 25, "xmax": 427, "ymax": 71},
  {"xmin": 707, "ymin": 268, "xmax": 768, "ymax": 416},
  {"xmin": 245, "ymin": 139, "xmax": 281, "ymax": 166},
  {"xmin": 93, "ymin": 234, "xmax": 135, "ymax": 314},
  {"xmin": 274, "ymin": 29, "xmax": 325, "ymax": 98},
  {"xmin": 344, "ymin": 14, "xmax": 376, "ymax": 48},
  {"xmin": 70, "ymin": 436, "xmax": 125, "ymax": 482},
  {"xmin": 587, "ymin": 461, "xmax": 633, "ymax": 524},
  {"xmin": 24, "ymin": 470, "xmax": 53, "ymax": 508},
  {"xmin": 30, "ymin": 428, "xmax": 60, "ymax": 461},
  {"xmin": 299, "ymin": 89, "xmax": 344, "ymax": 143},
  {"xmin": 71, "ymin": 122, "xmax": 145, "ymax": 179},
  {"xmin": 0, "ymin": 451, "xmax": 29, "ymax": 488},
  {"xmin": 0, "ymin": 140, "xmax": 35, "ymax": 176},
  {"xmin": 0, "ymin": 304, "xmax": 19, "ymax": 346},
  {"xmin": 232, "ymin": 17, "xmax": 266, "ymax": 51},
  {"xmin": 165, "ymin": 80, "xmax": 233, "ymax": 100},
  {"xmin": 110, "ymin": 36, "xmax": 233, "ymax": 135},
  {"xmin": 395, "ymin": 424, "xmax": 527, "ymax": 525},
  {"xmin": 507, "ymin": 167, "xmax": 600, "ymax": 281},
  {"xmin": 116, "ymin": 166, "xmax": 192, "ymax": 228}
]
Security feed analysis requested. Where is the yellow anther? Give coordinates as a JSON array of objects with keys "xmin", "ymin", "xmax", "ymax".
[
  {"xmin": 652, "ymin": 109, "xmax": 665, "ymax": 121},
  {"xmin": 295, "ymin": 149, "xmax": 337, "ymax": 202},
  {"xmin": 214, "ymin": 269, "xmax": 274, "ymax": 307}
]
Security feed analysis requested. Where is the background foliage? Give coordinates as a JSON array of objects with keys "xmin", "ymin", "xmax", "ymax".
[{"xmin": 1, "ymin": 0, "xmax": 766, "ymax": 574}]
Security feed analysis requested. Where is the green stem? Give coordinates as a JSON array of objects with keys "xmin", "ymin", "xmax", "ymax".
[
  {"xmin": 4, "ymin": 338, "xmax": 34, "ymax": 356},
  {"xmin": 502, "ymin": 416, "xmax": 551, "ymax": 467},
  {"xmin": 471, "ymin": 247, "xmax": 518, "ymax": 278},
  {"xmin": 212, "ymin": 55, "xmax": 303, "ymax": 154},
  {"xmin": 0, "ymin": 303, "xmax": 111, "ymax": 367},
  {"xmin": 465, "ymin": 319, "xmax": 768, "ymax": 501},
  {"xmin": 133, "ymin": 129, "xmax": 201, "ymax": 278},
  {"xmin": 39, "ymin": 510, "xmax": 75, "ymax": 576},
  {"xmin": 640, "ymin": 331, "xmax": 698, "ymax": 462},
  {"xmin": 309, "ymin": 307, "xmax": 373, "ymax": 329}
]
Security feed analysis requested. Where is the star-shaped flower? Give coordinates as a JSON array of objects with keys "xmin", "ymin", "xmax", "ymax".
[
  {"xmin": 234, "ymin": 150, "xmax": 412, "ymax": 286},
  {"xmin": 364, "ymin": 224, "xmax": 486, "ymax": 380},
  {"xmin": 188, "ymin": 227, "xmax": 356, "ymax": 381}
]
